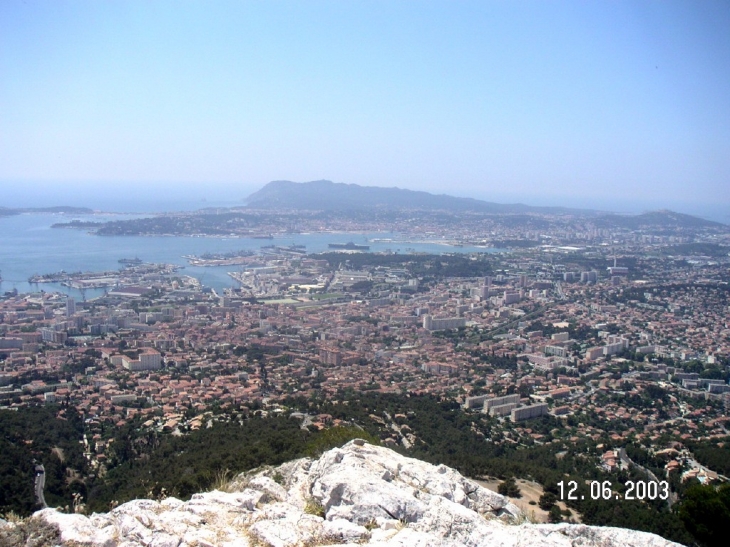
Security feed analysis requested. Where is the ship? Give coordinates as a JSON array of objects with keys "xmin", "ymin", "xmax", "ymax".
[
  {"xmin": 328, "ymin": 242, "xmax": 370, "ymax": 250},
  {"xmin": 118, "ymin": 257, "xmax": 143, "ymax": 265}
]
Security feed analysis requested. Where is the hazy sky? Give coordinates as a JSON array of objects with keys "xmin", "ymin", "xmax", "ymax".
[{"xmin": 1, "ymin": 1, "xmax": 729, "ymax": 214}]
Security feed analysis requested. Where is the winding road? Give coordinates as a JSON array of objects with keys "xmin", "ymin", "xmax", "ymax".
[{"xmin": 34, "ymin": 463, "xmax": 47, "ymax": 509}]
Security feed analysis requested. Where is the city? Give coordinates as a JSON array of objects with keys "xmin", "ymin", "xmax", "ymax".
[
  {"xmin": 2, "ymin": 207, "xmax": 728, "ymax": 537},
  {"xmin": 2, "ymin": 1, "xmax": 729, "ymax": 544}
]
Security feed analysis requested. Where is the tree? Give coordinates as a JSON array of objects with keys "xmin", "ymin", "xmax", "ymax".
[
  {"xmin": 498, "ymin": 477, "xmax": 521, "ymax": 498},
  {"xmin": 677, "ymin": 483, "xmax": 730, "ymax": 547},
  {"xmin": 539, "ymin": 491, "xmax": 557, "ymax": 511},
  {"xmin": 548, "ymin": 505, "xmax": 563, "ymax": 523}
]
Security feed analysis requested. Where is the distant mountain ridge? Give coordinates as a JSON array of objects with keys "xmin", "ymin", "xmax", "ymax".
[
  {"xmin": 243, "ymin": 180, "xmax": 724, "ymax": 228},
  {"xmin": 594, "ymin": 209, "xmax": 724, "ymax": 229},
  {"xmin": 244, "ymin": 180, "xmax": 595, "ymax": 215}
]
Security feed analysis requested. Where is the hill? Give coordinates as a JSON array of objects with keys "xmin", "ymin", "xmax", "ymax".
[
  {"xmin": 244, "ymin": 181, "xmax": 725, "ymax": 228},
  {"xmin": 244, "ymin": 180, "xmax": 594, "ymax": 215},
  {"xmin": 594, "ymin": 209, "xmax": 724, "ymax": 229},
  {"xmin": 2, "ymin": 441, "xmax": 681, "ymax": 547}
]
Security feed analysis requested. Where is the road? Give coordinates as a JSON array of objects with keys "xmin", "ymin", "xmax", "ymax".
[
  {"xmin": 565, "ymin": 386, "xmax": 597, "ymax": 402},
  {"xmin": 485, "ymin": 304, "xmax": 551, "ymax": 338},
  {"xmin": 34, "ymin": 463, "xmax": 48, "ymax": 509},
  {"xmin": 617, "ymin": 448, "xmax": 672, "ymax": 508}
]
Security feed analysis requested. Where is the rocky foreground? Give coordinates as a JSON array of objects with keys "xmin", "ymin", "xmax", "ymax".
[{"xmin": 1, "ymin": 439, "xmax": 680, "ymax": 546}]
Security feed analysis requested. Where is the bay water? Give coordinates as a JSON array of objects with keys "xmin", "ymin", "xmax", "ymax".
[{"xmin": 0, "ymin": 212, "xmax": 495, "ymax": 299}]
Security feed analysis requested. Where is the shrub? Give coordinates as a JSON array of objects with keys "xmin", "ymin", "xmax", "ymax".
[
  {"xmin": 304, "ymin": 498, "xmax": 325, "ymax": 518},
  {"xmin": 0, "ymin": 516, "xmax": 62, "ymax": 547},
  {"xmin": 498, "ymin": 477, "xmax": 521, "ymax": 498}
]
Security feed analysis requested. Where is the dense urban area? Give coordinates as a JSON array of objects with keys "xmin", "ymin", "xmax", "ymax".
[{"xmin": 2, "ymin": 206, "xmax": 730, "ymax": 546}]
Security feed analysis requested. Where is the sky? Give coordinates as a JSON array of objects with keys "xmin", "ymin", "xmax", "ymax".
[{"xmin": 1, "ymin": 0, "xmax": 729, "ymax": 218}]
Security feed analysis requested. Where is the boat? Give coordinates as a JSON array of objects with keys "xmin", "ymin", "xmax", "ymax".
[
  {"xmin": 118, "ymin": 257, "xmax": 143, "ymax": 265},
  {"xmin": 328, "ymin": 242, "xmax": 370, "ymax": 250}
]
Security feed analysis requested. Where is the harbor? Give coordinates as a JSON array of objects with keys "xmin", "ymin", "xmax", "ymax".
[
  {"xmin": 0, "ymin": 213, "xmax": 496, "ymax": 298},
  {"xmin": 27, "ymin": 263, "xmax": 182, "ymax": 290}
]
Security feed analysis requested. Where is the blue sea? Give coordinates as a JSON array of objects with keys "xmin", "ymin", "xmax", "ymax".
[{"xmin": 0, "ymin": 211, "xmax": 495, "ymax": 299}]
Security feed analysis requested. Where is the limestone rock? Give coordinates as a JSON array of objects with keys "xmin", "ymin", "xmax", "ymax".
[{"xmin": 8, "ymin": 440, "xmax": 681, "ymax": 547}]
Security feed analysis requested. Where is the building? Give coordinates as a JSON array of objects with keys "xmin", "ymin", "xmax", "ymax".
[
  {"xmin": 319, "ymin": 347, "xmax": 342, "ymax": 366},
  {"xmin": 389, "ymin": 315, "xmax": 419, "ymax": 325},
  {"xmin": 585, "ymin": 347, "xmax": 604, "ymax": 361},
  {"xmin": 471, "ymin": 286, "xmax": 489, "ymax": 299},
  {"xmin": 39, "ymin": 328, "xmax": 67, "ymax": 345},
  {"xmin": 483, "ymin": 393, "xmax": 520, "ymax": 413},
  {"xmin": 675, "ymin": 372, "xmax": 700, "ymax": 381},
  {"xmin": 139, "ymin": 350, "xmax": 161, "ymax": 369},
  {"xmin": 122, "ymin": 350, "xmax": 162, "ymax": 371},
  {"xmin": 510, "ymin": 403, "xmax": 548, "ymax": 422},
  {"xmin": 489, "ymin": 402, "xmax": 519, "ymax": 417},
  {"xmin": 580, "ymin": 271, "xmax": 598, "ymax": 283},
  {"xmin": 110, "ymin": 394, "xmax": 137, "ymax": 404},
  {"xmin": 463, "ymin": 394, "xmax": 491, "ymax": 410},
  {"xmin": 547, "ymin": 387, "xmax": 572, "ymax": 400},
  {"xmin": 524, "ymin": 353, "xmax": 569, "ymax": 371},
  {"xmin": 551, "ymin": 405, "xmax": 571, "ymax": 416},
  {"xmin": 636, "ymin": 345, "xmax": 656, "ymax": 354},
  {"xmin": 0, "ymin": 338, "xmax": 24, "ymax": 350},
  {"xmin": 604, "ymin": 335, "xmax": 629, "ymax": 356},
  {"xmin": 545, "ymin": 345, "xmax": 568, "ymax": 358},
  {"xmin": 421, "ymin": 361, "xmax": 459, "ymax": 375},
  {"xmin": 422, "ymin": 315, "xmax": 466, "ymax": 331}
]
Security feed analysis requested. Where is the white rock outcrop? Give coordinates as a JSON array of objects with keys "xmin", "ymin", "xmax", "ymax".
[{"xmin": 9, "ymin": 440, "xmax": 681, "ymax": 546}]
